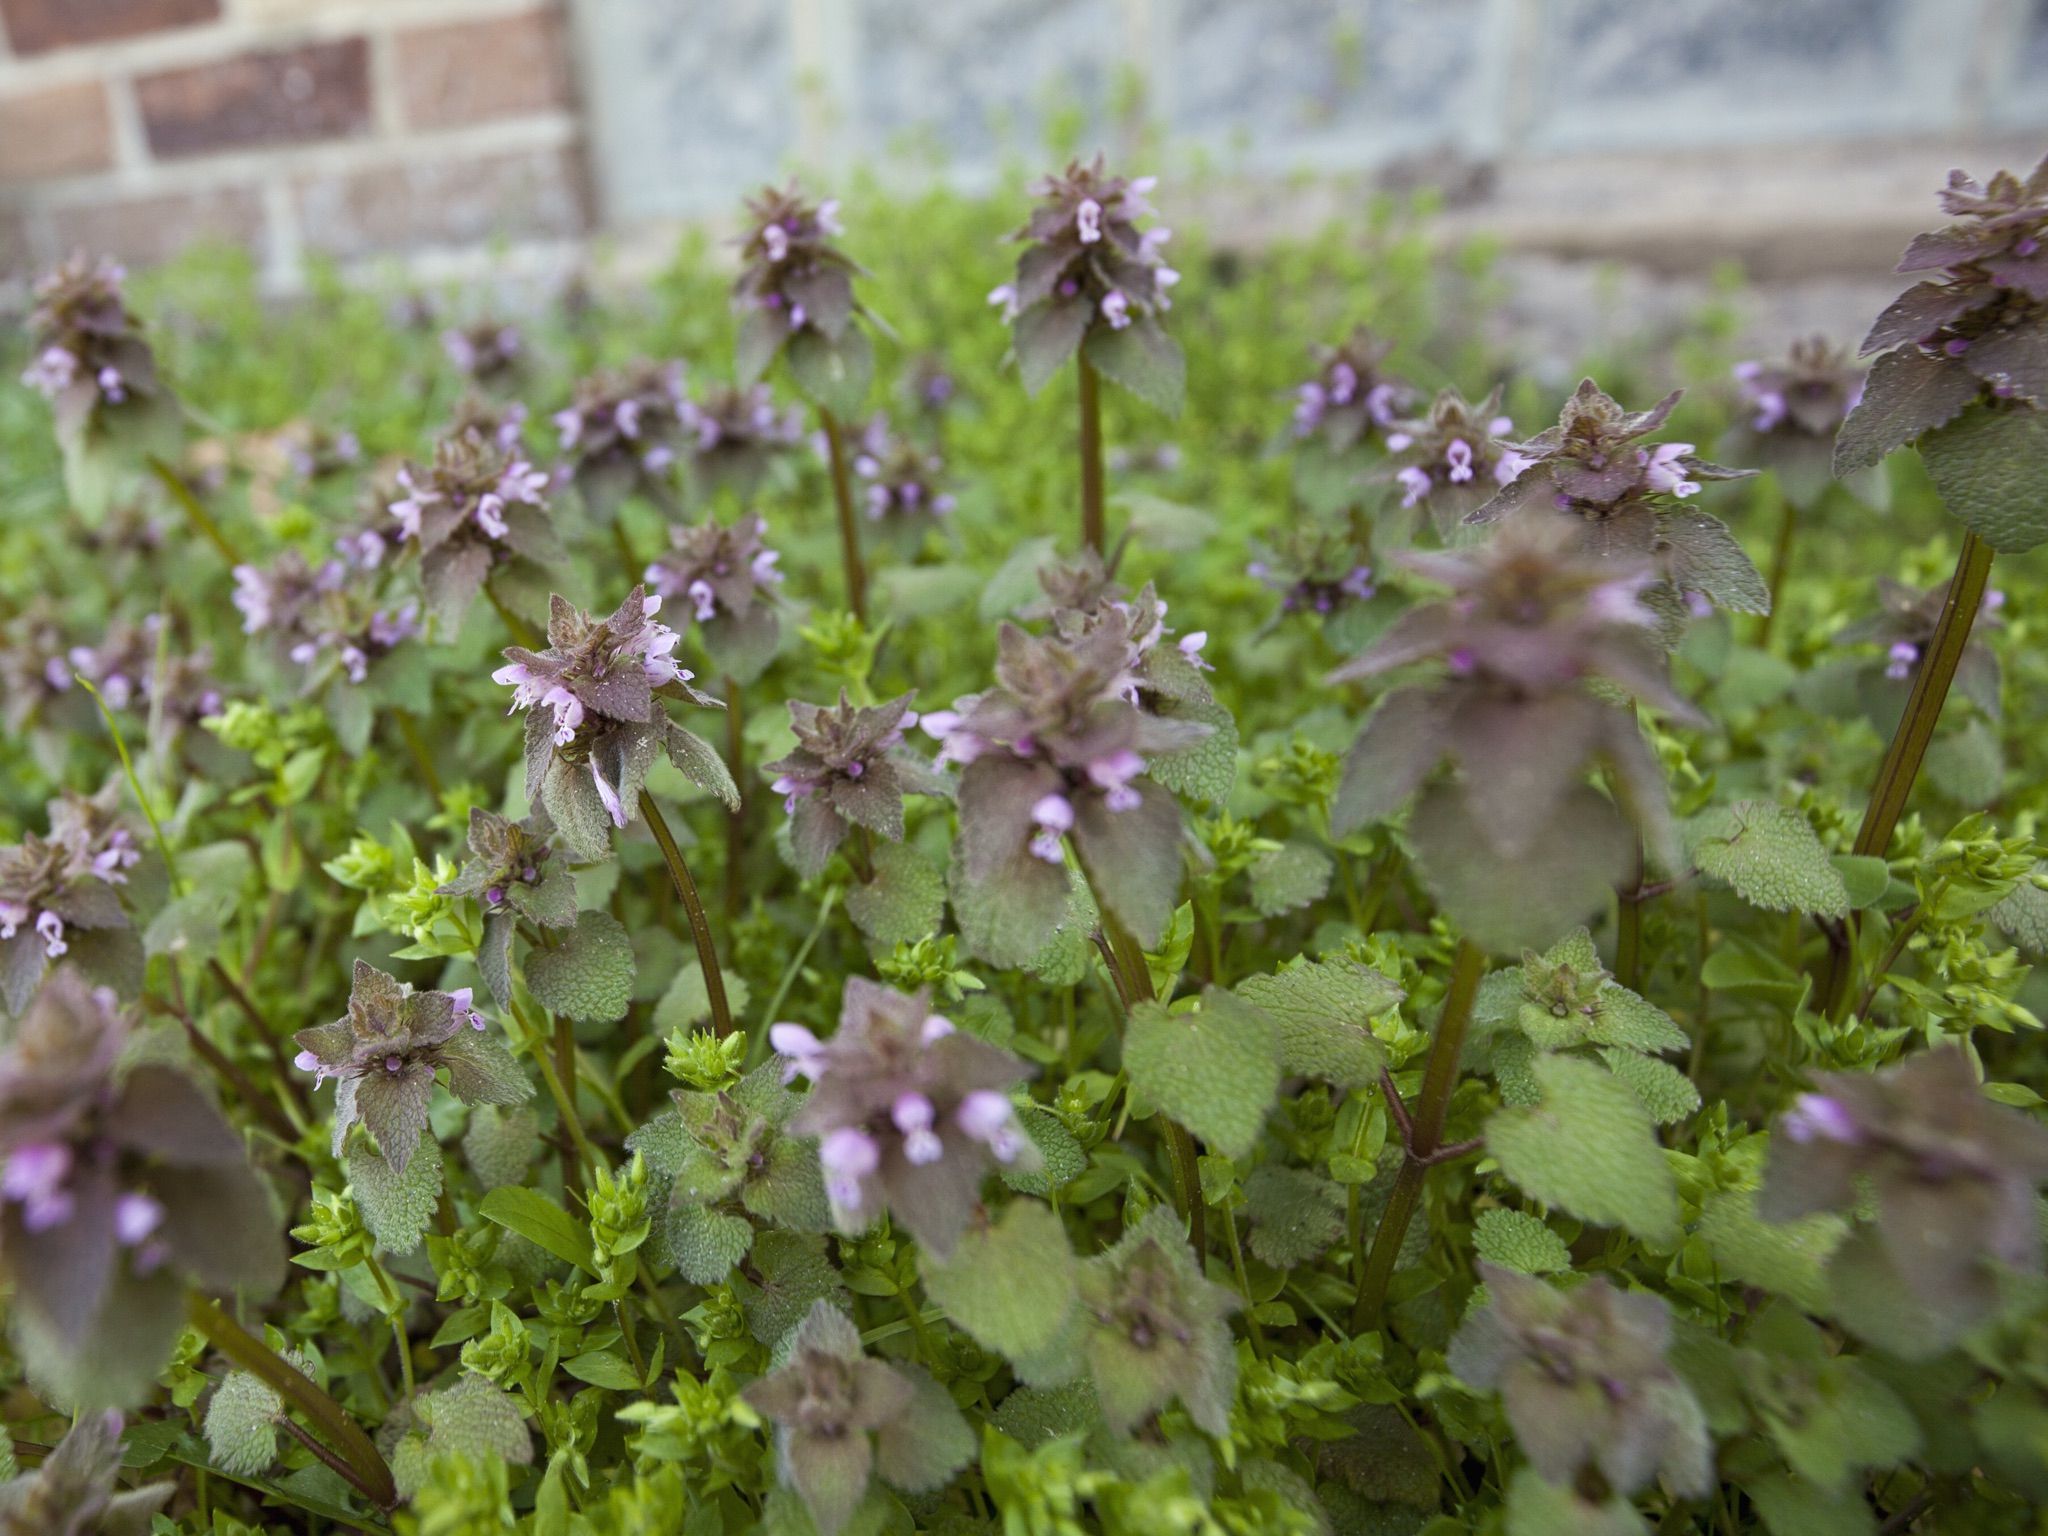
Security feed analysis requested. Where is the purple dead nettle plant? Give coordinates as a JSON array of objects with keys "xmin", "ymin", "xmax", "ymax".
[
  {"xmin": 645, "ymin": 512, "xmax": 787, "ymax": 685},
  {"xmin": 0, "ymin": 1407, "xmax": 173, "ymax": 1533},
  {"xmin": 994, "ymin": 155, "xmax": 1185, "ymax": 552},
  {"xmin": 927, "ymin": 593, "xmax": 1213, "ymax": 966},
  {"xmin": 232, "ymin": 547, "xmax": 420, "ymax": 688},
  {"xmin": 848, "ymin": 413, "xmax": 956, "ymax": 532},
  {"xmin": 19, "ymin": 253, "xmax": 180, "ymax": 512},
  {"xmin": 770, "ymin": 978, "xmax": 1038, "ymax": 1254},
  {"xmin": 494, "ymin": 586, "xmax": 738, "ymax": 858},
  {"xmin": 1837, "ymin": 574, "xmax": 2004, "ymax": 712},
  {"xmin": 0, "ymin": 794, "xmax": 142, "ymax": 1018},
  {"xmin": 1468, "ymin": 379, "xmax": 1764, "ymax": 625},
  {"xmin": 389, "ymin": 421, "xmax": 562, "ymax": 634},
  {"xmin": 1247, "ymin": 525, "xmax": 1379, "ymax": 635},
  {"xmin": 0, "ymin": 973, "xmax": 282, "ymax": 1400},
  {"xmin": 436, "ymin": 807, "xmax": 575, "ymax": 1008},
  {"xmin": 441, "ymin": 320, "xmax": 524, "ymax": 386},
  {"xmin": 63, "ymin": 614, "xmax": 225, "ymax": 730},
  {"xmin": 1290, "ymin": 326, "xmax": 1416, "ymax": 454},
  {"xmin": 762, "ymin": 693, "xmax": 949, "ymax": 880},
  {"xmin": 742, "ymin": 1298, "xmax": 973, "ymax": 1536},
  {"xmin": 1763, "ymin": 1047, "xmax": 2048, "ymax": 1352},
  {"xmin": 1328, "ymin": 518, "xmax": 1701, "ymax": 954},
  {"xmin": 1721, "ymin": 336, "xmax": 1870, "ymax": 511},
  {"xmin": 1382, "ymin": 386, "xmax": 1532, "ymax": 534},
  {"xmin": 292, "ymin": 960, "xmax": 531, "ymax": 1172},
  {"xmin": 1449, "ymin": 1264, "xmax": 1711, "ymax": 1500},
  {"xmin": 679, "ymin": 382, "xmax": 806, "ymax": 501},
  {"xmin": 552, "ymin": 359, "xmax": 691, "ymax": 519},
  {"xmin": 0, "ymin": 603, "xmax": 84, "ymax": 734},
  {"xmin": 902, "ymin": 353, "xmax": 957, "ymax": 420}
]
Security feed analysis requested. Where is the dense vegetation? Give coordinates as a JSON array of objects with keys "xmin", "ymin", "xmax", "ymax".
[{"xmin": 2, "ymin": 150, "xmax": 2047, "ymax": 1536}]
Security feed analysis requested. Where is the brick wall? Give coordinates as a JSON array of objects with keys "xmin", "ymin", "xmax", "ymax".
[{"xmin": 0, "ymin": 0, "xmax": 588, "ymax": 283}]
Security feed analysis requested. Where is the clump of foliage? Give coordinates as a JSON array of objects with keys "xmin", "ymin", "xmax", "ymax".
[{"xmin": 0, "ymin": 137, "xmax": 2046, "ymax": 1536}]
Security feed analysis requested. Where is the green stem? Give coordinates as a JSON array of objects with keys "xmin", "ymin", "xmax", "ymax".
[
  {"xmin": 510, "ymin": 997, "xmax": 598, "ymax": 1177},
  {"xmin": 1351, "ymin": 936, "xmax": 1485, "ymax": 1333},
  {"xmin": 1078, "ymin": 356, "xmax": 1106, "ymax": 554},
  {"xmin": 819, "ymin": 410, "xmax": 869, "ymax": 623},
  {"xmin": 1758, "ymin": 482, "xmax": 1796, "ymax": 647},
  {"xmin": 186, "ymin": 1292, "xmax": 396, "ymax": 1510},
  {"xmin": 1819, "ymin": 531, "xmax": 1994, "ymax": 1012},
  {"xmin": 147, "ymin": 455, "xmax": 242, "ymax": 568},
  {"xmin": 363, "ymin": 1258, "xmax": 415, "ymax": 1400},
  {"xmin": 723, "ymin": 675, "xmax": 746, "ymax": 924},
  {"xmin": 1096, "ymin": 904, "xmax": 1205, "ymax": 1256},
  {"xmin": 1223, "ymin": 1208, "xmax": 1269, "ymax": 1361},
  {"xmin": 639, "ymin": 792, "xmax": 734, "ymax": 1039},
  {"xmin": 391, "ymin": 709, "xmax": 442, "ymax": 799},
  {"xmin": 75, "ymin": 674, "xmax": 180, "ymax": 893}
]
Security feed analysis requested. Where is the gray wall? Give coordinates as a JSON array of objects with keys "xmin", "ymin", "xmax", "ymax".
[{"xmin": 573, "ymin": 0, "xmax": 2048, "ymax": 224}]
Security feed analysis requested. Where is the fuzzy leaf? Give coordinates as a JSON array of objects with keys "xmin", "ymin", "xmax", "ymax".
[
  {"xmin": 786, "ymin": 325, "xmax": 874, "ymax": 419},
  {"xmin": 1696, "ymin": 1188, "xmax": 1844, "ymax": 1312},
  {"xmin": 1003, "ymin": 1105, "xmax": 1088, "ymax": 1197},
  {"xmin": 739, "ymin": 1232, "xmax": 849, "ymax": 1348},
  {"xmin": 949, "ymin": 837, "xmax": 1071, "ymax": 970},
  {"xmin": 204, "ymin": 1370, "xmax": 281, "ymax": 1477},
  {"xmin": 1486, "ymin": 1053, "xmax": 1678, "ymax": 1245},
  {"xmin": 1917, "ymin": 403, "xmax": 2048, "ymax": 553},
  {"xmin": 1833, "ymin": 347, "xmax": 1980, "ymax": 476},
  {"xmin": 1505, "ymin": 1466, "xmax": 1649, "ymax": 1536},
  {"xmin": 1014, "ymin": 298, "xmax": 1090, "ymax": 395},
  {"xmin": 845, "ymin": 842, "xmax": 945, "ymax": 948},
  {"xmin": 1472, "ymin": 1208, "xmax": 1572, "ymax": 1276},
  {"xmin": 1691, "ymin": 801, "xmax": 1849, "ymax": 917},
  {"xmin": 462, "ymin": 1103, "xmax": 541, "ymax": 1190},
  {"xmin": 1234, "ymin": 956, "xmax": 1401, "ymax": 1091},
  {"xmin": 1241, "ymin": 1165, "xmax": 1344, "ymax": 1268},
  {"xmin": 1084, "ymin": 317, "xmax": 1185, "ymax": 417},
  {"xmin": 1123, "ymin": 988, "xmax": 1280, "ymax": 1160},
  {"xmin": 348, "ymin": 1130, "xmax": 443, "ymax": 1256},
  {"xmin": 920, "ymin": 1200, "xmax": 1078, "ymax": 1363},
  {"xmin": 1246, "ymin": 840, "xmax": 1332, "ymax": 917},
  {"xmin": 1599, "ymin": 1048, "xmax": 1700, "ymax": 1126},
  {"xmin": 664, "ymin": 728, "xmax": 741, "ymax": 810},
  {"xmin": 1145, "ymin": 694, "xmax": 1238, "ymax": 806},
  {"xmin": 1071, "ymin": 779, "xmax": 1184, "ymax": 948},
  {"xmin": 419, "ymin": 1373, "xmax": 533, "ymax": 1466},
  {"xmin": 524, "ymin": 909, "xmax": 635, "ymax": 1023},
  {"xmin": 666, "ymin": 1202, "xmax": 755, "ymax": 1284}
]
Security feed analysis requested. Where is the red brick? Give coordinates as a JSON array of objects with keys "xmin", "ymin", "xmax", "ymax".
[
  {"xmin": 0, "ymin": 0, "xmax": 217, "ymax": 56},
  {"xmin": 45, "ymin": 184, "xmax": 265, "ymax": 268},
  {"xmin": 0, "ymin": 82, "xmax": 115, "ymax": 182},
  {"xmin": 395, "ymin": 7, "xmax": 573, "ymax": 131},
  {"xmin": 294, "ymin": 146, "xmax": 588, "ymax": 260},
  {"xmin": 135, "ymin": 38, "xmax": 371, "ymax": 159}
]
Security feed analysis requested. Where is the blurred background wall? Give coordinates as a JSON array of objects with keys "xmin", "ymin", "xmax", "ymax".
[{"xmin": 2, "ymin": 0, "xmax": 2045, "ymax": 329}]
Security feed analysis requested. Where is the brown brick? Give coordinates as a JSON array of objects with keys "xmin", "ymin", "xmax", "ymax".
[
  {"xmin": 294, "ymin": 146, "xmax": 588, "ymax": 260},
  {"xmin": 46, "ymin": 184, "xmax": 265, "ymax": 267},
  {"xmin": 136, "ymin": 38, "xmax": 371, "ymax": 159},
  {"xmin": 0, "ymin": 82, "xmax": 115, "ymax": 182},
  {"xmin": 0, "ymin": 0, "xmax": 218, "ymax": 56},
  {"xmin": 395, "ymin": 7, "xmax": 573, "ymax": 131}
]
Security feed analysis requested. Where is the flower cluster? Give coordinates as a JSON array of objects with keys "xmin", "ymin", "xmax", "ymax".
[
  {"xmin": 495, "ymin": 587, "xmax": 736, "ymax": 854},
  {"xmin": 762, "ymin": 693, "xmax": 946, "ymax": 878},
  {"xmin": 1471, "ymin": 377, "xmax": 1763, "ymax": 617},
  {"xmin": 0, "ymin": 1408, "xmax": 173, "ymax": 1534},
  {"xmin": 771, "ymin": 979, "xmax": 1038, "ymax": 1254},
  {"xmin": 1733, "ymin": 336, "xmax": 1866, "ymax": 438},
  {"xmin": 552, "ymin": 360, "xmax": 691, "ymax": 516},
  {"xmin": 19, "ymin": 254, "xmax": 162, "ymax": 442},
  {"xmin": 390, "ymin": 423, "xmax": 560, "ymax": 630},
  {"xmin": 60, "ymin": 614, "xmax": 225, "ymax": 728},
  {"xmin": 232, "ymin": 548, "xmax": 420, "ymax": 687},
  {"xmin": 644, "ymin": 513, "xmax": 785, "ymax": 682},
  {"xmin": 992, "ymin": 156, "xmax": 1180, "ymax": 392},
  {"xmin": 1328, "ymin": 520, "xmax": 1700, "ymax": 952},
  {"xmin": 0, "ymin": 602, "xmax": 81, "ymax": 732},
  {"xmin": 1383, "ymin": 386, "xmax": 1529, "ymax": 528},
  {"xmin": 1249, "ymin": 534, "xmax": 1377, "ymax": 629},
  {"xmin": 1837, "ymin": 573, "xmax": 2004, "ymax": 703},
  {"xmin": 0, "ymin": 793, "xmax": 139, "ymax": 1017},
  {"xmin": 1449, "ymin": 1265, "xmax": 1710, "ymax": 1498},
  {"xmin": 734, "ymin": 183, "xmax": 861, "ymax": 382},
  {"xmin": 742, "ymin": 1299, "xmax": 972, "ymax": 1536},
  {"xmin": 442, "ymin": 320, "xmax": 524, "ymax": 384},
  {"xmin": 1762, "ymin": 1047, "xmax": 2048, "ymax": 1347},
  {"xmin": 0, "ymin": 973, "xmax": 282, "ymax": 1372},
  {"xmin": 1290, "ymin": 327, "xmax": 1415, "ymax": 452},
  {"xmin": 678, "ymin": 383, "xmax": 806, "ymax": 498},
  {"xmin": 436, "ymin": 807, "xmax": 575, "ymax": 1006},
  {"xmin": 849, "ymin": 414, "xmax": 955, "ymax": 525},
  {"xmin": 292, "ymin": 960, "xmax": 531, "ymax": 1172}
]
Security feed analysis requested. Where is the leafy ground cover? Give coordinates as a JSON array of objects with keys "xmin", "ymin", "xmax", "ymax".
[{"xmin": 1, "ymin": 151, "xmax": 2047, "ymax": 1536}]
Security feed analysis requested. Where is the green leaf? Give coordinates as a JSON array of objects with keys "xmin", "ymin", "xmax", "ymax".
[
  {"xmin": 563, "ymin": 1349, "xmax": 642, "ymax": 1390},
  {"xmin": 786, "ymin": 325, "xmax": 874, "ymax": 419},
  {"xmin": 1145, "ymin": 693, "xmax": 1238, "ymax": 806},
  {"xmin": 524, "ymin": 909, "xmax": 635, "ymax": 1023},
  {"xmin": 1472, "ymin": 1208, "xmax": 1572, "ymax": 1275},
  {"xmin": 1083, "ymin": 316, "xmax": 1185, "ymax": 417},
  {"xmin": 1696, "ymin": 1188, "xmax": 1844, "ymax": 1312},
  {"xmin": 1123, "ymin": 987, "xmax": 1280, "ymax": 1160},
  {"xmin": 652, "ymin": 960, "xmax": 753, "ymax": 1033},
  {"xmin": 666, "ymin": 1202, "xmax": 755, "ymax": 1285},
  {"xmin": 1144, "ymin": 901, "xmax": 1195, "ymax": 998},
  {"xmin": 845, "ymin": 841, "xmax": 945, "ymax": 948},
  {"xmin": 1598, "ymin": 1047, "xmax": 1700, "ymax": 1126},
  {"xmin": 738, "ymin": 1232, "xmax": 849, "ymax": 1348},
  {"xmin": 479, "ymin": 1186, "xmax": 598, "ymax": 1276},
  {"xmin": 1917, "ymin": 401, "xmax": 2048, "ymax": 553},
  {"xmin": 1505, "ymin": 1466, "xmax": 1649, "ymax": 1536},
  {"xmin": 1003, "ymin": 1105, "xmax": 1088, "ymax": 1198},
  {"xmin": 1832, "ymin": 346, "xmax": 1979, "ymax": 476},
  {"xmin": 1486, "ymin": 1053, "xmax": 1679, "ymax": 1245},
  {"xmin": 1831, "ymin": 854, "xmax": 1892, "ymax": 911},
  {"xmin": 1246, "ymin": 840, "xmax": 1333, "ymax": 917},
  {"xmin": 1241, "ymin": 1165, "xmax": 1345, "ymax": 1268},
  {"xmin": 1691, "ymin": 801, "xmax": 1850, "ymax": 917},
  {"xmin": 203, "ymin": 1370, "xmax": 281, "ymax": 1477},
  {"xmin": 348, "ymin": 1130, "xmax": 443, "ymax": 1256},
  {"xmin": 1013, "ymin": 298, "xmax": 1090, "ymax": 395},
  {"xmin": 1925, "ymin": 716, "xmax": 2003, "ymax": 806},
  {"xmin": 1235, "ymin": 956, "xmax": 1402, "ymax": 1091},
  {"xmin": 920, "ymin": 1200, "xmax": 1078, "ymax": 1363},
  {"xmin": 462, "ymin": 1103, "xmax": 542, "ymax": 1190}
]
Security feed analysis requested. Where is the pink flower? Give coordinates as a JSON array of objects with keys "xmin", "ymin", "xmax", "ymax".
[
  {"xmin": 1641, "ymin": 443, "xmax": 1700, "ymax": 498},
  {"xmin": 1028, "ymin": 793, "xmax": 1074, "ymax": 863},
  {"xmin": 113, "ymin": 1192, "xmax": 163, "ymax": 1246},
  {"xmin": 1445, "ymin": 439, "xmax": 1475, "ymax": 483},
  {"xmin": 819, "ymin": 1126, "xmax": 880, "ymax": 1214},
  {"xmin": 1076, "ymin": 198, "xmax": 1103, "ymax": 243},
  {"xmin": 2, "ymin": 1142, "xmax": 74, "ymax": 1232},
  {"xmin": 893, "ymin": 1093, "xmax": 943, "ymax": 1165},
  {"xmin": 770, "ymin": 1022, "xmax": 829, "ymax": 1082},
  {"xmin": 1087, "ymin": 749, "xmax": 1145, "ymax": 812},
  {"xmin": 1397, "ymin": 465, "xmax": 1433, "ymax": 508},
  {"xmin": 1100, "ymin": 290, "xmax": 1131, "ymax": 330},
  {"xmin": 36, "ymin": 910, "xmax": 66, "ymax": 958},
  {"xmin": 956, "ymin": 1091, "xmax": 1025, "ymax": 1163}
]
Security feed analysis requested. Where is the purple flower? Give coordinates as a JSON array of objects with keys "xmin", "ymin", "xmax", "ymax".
[
  {"xmin": 1885, "ymin": 640, "xmax": 1920, "ymax": 680},
  {"xmin": 1290, "ymin": 329, "xmax": 1414, "ymax": 451},
  {"xmin": 762, "ymin": 693, "xmax": 942, "ymax": 878},
  {"xmin": 1781, "ymin": 1092, "xmax": 1861, "ymax": 1144},
  {"xmin": 1640, "ymin": 442, "xmax": 1701, "ymax": 497}
]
